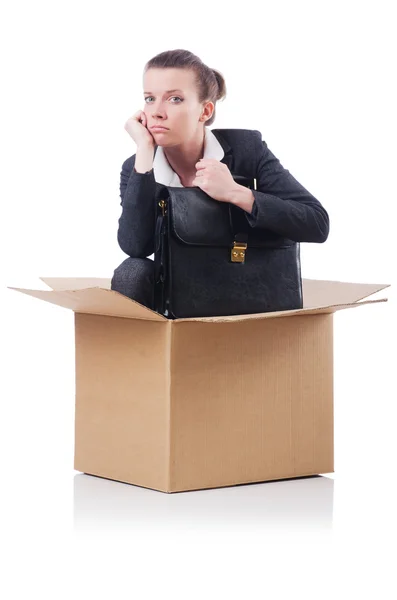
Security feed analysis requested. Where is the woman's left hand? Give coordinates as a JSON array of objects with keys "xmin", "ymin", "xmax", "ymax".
[{"xmin": 192, "ymin": 159, "xmax": 239, "ymax": 202}]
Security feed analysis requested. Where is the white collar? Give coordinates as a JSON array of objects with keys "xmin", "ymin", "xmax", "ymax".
[{"xmin": 153, "ymin": 127, "xmax": 225, "ymax": 187}]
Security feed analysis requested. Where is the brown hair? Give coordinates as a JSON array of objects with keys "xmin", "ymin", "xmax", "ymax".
[{"xmin": 143, "ymin": 49, "xmax": 227, "ymax": 127}]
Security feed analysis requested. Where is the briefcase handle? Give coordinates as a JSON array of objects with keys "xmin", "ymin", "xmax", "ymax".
[{"xmin": 232, "ymin": 175, "xmax": 256, "ymax": 190}]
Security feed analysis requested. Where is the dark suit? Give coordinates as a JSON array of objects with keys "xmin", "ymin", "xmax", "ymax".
[{"xmin": 111, "ymin": 128, "xmax": 330, "ymax": 308}]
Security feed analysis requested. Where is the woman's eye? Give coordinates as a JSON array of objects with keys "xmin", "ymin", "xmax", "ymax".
[{"xmin": 144, "ymin": 96, "xmax": 183, "ymax": 103}]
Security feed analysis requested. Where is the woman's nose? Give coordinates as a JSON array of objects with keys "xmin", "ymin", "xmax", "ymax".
[{"xmin": 151, "ymin": 104, "xmax": 166, "ymax": 118}]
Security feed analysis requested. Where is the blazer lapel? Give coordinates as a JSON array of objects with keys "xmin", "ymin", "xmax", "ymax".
[{"xmin": 211, "ymin": 129, "xmax": 234, "ymax": 171}]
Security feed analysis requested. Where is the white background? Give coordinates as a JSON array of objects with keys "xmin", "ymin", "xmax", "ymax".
[{"xmin": 1, "ymin": 0, "xmax": 396, "ymax": 597}]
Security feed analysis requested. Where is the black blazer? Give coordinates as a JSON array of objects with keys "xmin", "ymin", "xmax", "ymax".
[{"xmin": 117, "ymin": 128, "xmax": 330, "ymax": 258}]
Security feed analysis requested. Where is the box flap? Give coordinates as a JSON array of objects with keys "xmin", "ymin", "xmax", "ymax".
[
  {"xmin": 8, "ymin": 277, "xmax": 390, "ymax": 324},
  {"xmin": 174, "ymin": 298, "xmax": 387, "ymax": 323},
  {"xmin": 7, "ymin": 286, "xmax": 167, "ymax": 321},
  {"xmin": 39, "ymin": 277, "xmax": 112, "ymax": 290},
  {"xmin": 302, "ymin": 278, "xmax": 390, "ymax": 307}
]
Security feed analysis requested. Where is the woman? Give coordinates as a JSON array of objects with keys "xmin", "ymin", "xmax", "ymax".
[{"xmin": 111, "ymin": 49, "xmax": 330, "ymax": 312}]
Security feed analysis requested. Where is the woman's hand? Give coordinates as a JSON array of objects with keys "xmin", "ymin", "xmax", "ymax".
[
  {"xmin": 124, "ymin": 110, "xmax": 155, "ymax": 148},
  {"xmin": 192, "ymin": 159, "xmax": 240, "ymax": 202}
]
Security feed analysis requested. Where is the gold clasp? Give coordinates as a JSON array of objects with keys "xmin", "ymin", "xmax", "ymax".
[
  {"xmin": 231, "ymin": 240, "xmax": 247, "ymax": 263},
  {"xmin": 159, "ymin": 199, "xmax": 167, "ymax": 216}
]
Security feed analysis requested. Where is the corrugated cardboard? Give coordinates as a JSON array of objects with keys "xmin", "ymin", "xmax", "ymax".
[{"xmin": 8, "ymin": 277, "xmax": 390, "ymax": 493}]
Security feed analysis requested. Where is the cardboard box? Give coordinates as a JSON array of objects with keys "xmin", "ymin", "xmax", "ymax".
[{"xmin": 8, "ymin": 277, "xmax": 390, "ymax": 494}]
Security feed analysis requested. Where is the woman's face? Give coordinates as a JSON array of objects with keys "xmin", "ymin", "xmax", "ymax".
[{"xmin": 142, "ymin": 68, "xmax": 213, "ymax": 145}]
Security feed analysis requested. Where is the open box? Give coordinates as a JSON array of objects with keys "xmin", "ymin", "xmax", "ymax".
[{"xmin": 8, "ymin": 276, "xmax": 390, "ymax": 493}]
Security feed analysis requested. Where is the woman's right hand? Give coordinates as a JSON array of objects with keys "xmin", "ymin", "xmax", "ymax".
[{"xmin": 124, "ymin": 110, "xmax": 155, "ymax": 148}]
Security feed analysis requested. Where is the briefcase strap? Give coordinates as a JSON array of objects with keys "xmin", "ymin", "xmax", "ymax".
[{"xmin": 154, "ymin": 198, "xmax": 168, "ymax": 315}]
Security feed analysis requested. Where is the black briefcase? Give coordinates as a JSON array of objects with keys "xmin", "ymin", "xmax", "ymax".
[{"xmin": 154, "ymin": 176, "xmax": 303, "ymax": 319}]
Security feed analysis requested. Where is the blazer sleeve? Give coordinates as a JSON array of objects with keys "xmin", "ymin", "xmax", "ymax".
[
  {"xmin": 116, "ymin": 155, "xmax": 156, "ymax": 258},
  {"xmin": 244, "ymin": 132, "xmax": 330, "ymax": 243}
]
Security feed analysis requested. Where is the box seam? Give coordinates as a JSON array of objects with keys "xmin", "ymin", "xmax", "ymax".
[{"xmin": 166, "ymin": 321, "xmax": 173, "ymax": 491}]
